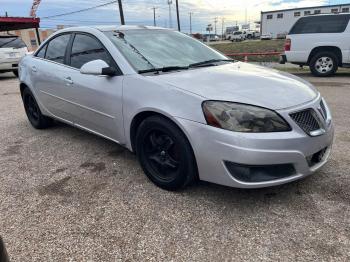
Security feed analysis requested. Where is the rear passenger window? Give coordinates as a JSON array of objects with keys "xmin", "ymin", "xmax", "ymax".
[
  {"xmin": 290, "ymin": 15, "xmax": 350, "ymax": 34},
  {"xmin": 70, "ymin": 34, "xmax": 114, "ymax": 69},
  {"xmin": 45, "ymin": 34, "xmax": 71, "ymax": 64}
]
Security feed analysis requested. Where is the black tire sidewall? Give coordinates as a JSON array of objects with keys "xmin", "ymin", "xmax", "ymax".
[
  {"xmin": 135, "ymin": 116, "xmax": 197, "ymax": 190},
  {"xmin": 22, "ymin": 88, "xmax": 51, "ymax": 129},
  {"xmin": 13, "ymin": 70, "xmax": 19, "ymax": 77},
  {"xmin": 310, "ymin": 52, "xmax": 338, "ymax": 77}
]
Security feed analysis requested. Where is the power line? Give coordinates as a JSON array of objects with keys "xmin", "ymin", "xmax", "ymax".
[
  {"xmin": 42, "ymin": 18, "xmax": 118, "ymax": 23},
  {"xmin": 151, "ymin": 7, "xmax": 158, "ymax": 26},
  {"xmin": 189, "ymin": 12, "xmax": 193, "ymax": 34},
  {"xmin": 175, "ymin": 0, "xmax": 180, "ymax": 31},
  {"xmin": 167, "ymin": 0, "xmax": 173, "ymax": 28},
  {"xmin": 117, "ymin": 0, "xmax": 125, "ymax": 25},
  {"xmin": 214, "ymin": 17, "xmax": 218, "ymax": 35},
  {"xmin": 221, "ymin": 17, "xmax": 225, "ymax": 40},
  {"xmin": 41, "ymin": 1, "xmax": 118, "ymax": 19}
]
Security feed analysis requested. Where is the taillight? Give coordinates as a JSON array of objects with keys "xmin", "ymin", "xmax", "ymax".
[{"xmin": 284, "ymin": 38, "xmax": 291, "ymax": 51}]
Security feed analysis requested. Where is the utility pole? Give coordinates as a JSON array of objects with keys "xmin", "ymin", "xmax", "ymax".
[
  {"xmin": 214, "ymin": 17, "xmax": 218, "ymax": 35},
  {"xmin": 221, "ymin": 17, "xmax": 225, "ymax": 40},
  {"xmin": 189, "ymin": 12, "xmax": 193, "ymax": 34},
  {"xmin": 151, "ymin": 7, "xmax": 158, "ymax": 26},
  {"xmin": 175, "ymin": 0, "xmax": 181, "ymax": 31},
  {"xmin": 118, "ymin": 0, "xmax": 125, "ymax": 25},
  {"xmin": 167, "ymin": 0, "xmax": 173, "ymax": 28}
]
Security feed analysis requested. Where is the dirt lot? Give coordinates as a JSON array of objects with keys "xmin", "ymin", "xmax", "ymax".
[
  {"xmin": 0, "ymin": 71, "xmax": 350, "ymax": 261},
  {"xmin": 211, "ymin": 39, "xmax": 285, "ymax": 62}
]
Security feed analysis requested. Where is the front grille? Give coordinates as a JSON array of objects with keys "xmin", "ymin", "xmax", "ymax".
[{"xmin": 290, "ymin": 109, "xmax": 321, "ymax": 135}]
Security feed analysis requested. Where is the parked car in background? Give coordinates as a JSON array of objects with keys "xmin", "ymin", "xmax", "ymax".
[
  {"xmin": 0, "ymin": 35, "xmax": 28, "ymax": 77},
  {"xmin": 281, "ymin": 14, "xmax": 350, "ymax": 77},
  {"xmin": 19, "ymin": 26, "xmax": 333, "ymax": 191},
  {"xmin": 276, "ymin": 32, "xmax": 288, "ymax": 39},
  {"xmin": 260, "ymin": 33, "xmax": 272, "ymax": 40},
  {"xmin": 244, "ymin": 30, "xmax": 260, "ymax": 39},
  {"xmin": 254, "ymin": 31, "xmax": 261, "ymax": 39},
  {"xmin": 203, "ymin": 34, "xmax": 220, "ymax": 42},
  {"xmin": 228, "ymin": 31, "xmax": 245, "ymax": 42}
]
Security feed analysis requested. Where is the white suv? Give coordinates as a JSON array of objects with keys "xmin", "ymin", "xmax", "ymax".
[
  {"xmin": 228, "ymin": 31, "xmax": 245, "ymax": 42},
  {"xmin": 0, "ymin": 36, "xmax": 28, "ymax": 77},
  {"xmin": 280, "ymin": 14, "xmax": 350, "ymax": 77}
]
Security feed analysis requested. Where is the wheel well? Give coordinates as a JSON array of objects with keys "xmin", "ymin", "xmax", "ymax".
[
  {"xmin": 130, "ymin": 111, "xmax": 172, "ymax": 152},
  {"xmin": 129, "ymin": 111, "xmax": 199, "ymax": 180},
  {"xmin": 308, "ymin": 46, "xmax": 342, "ymax": 65},
  {"xmin": 19, "ymin": 83, "xmax": 28, "ymax": 98}
]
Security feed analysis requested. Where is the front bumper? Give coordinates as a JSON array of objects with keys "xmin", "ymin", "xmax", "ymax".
[{"xmin": 176, "ymin": 97, "xmax": 334, "ymax": 188}]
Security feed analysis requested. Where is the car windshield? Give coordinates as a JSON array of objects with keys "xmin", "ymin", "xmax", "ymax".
[
  {"xmin": 0, "ymin": 37, "xmax": 27, "ymax": 48},
  {"xmin": 104, "ymin": 29, "xmax": 227, "ymax": 72}
]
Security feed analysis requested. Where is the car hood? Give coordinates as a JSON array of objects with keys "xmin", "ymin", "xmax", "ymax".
[{"xmin": 154, "ymin": 62, "xmax": 318, "ymax": 110}]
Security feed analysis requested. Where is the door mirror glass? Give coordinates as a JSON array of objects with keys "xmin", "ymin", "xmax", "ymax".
[{"xmin": 80, "ymin": 59, "xmax": 116, "ymax": 76}]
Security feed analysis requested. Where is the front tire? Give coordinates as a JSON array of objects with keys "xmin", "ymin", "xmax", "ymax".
[
  {"xmin": 22, "ymin": 88, "xmax": 53, "ymax": 129},
  {"xmin": 310, "ymin": 52, "xmax": 338, "ymax": 77},
  {"xmin": 135, "ymin": 116, "xmax": 197, "ymax": 191}
]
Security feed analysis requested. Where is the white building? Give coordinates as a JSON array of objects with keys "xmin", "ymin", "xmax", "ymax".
[{"xmin": 261, "ymin": 3, "xmax": 350, "ymax": 38}]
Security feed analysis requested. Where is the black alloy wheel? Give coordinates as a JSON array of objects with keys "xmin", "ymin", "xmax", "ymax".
[
  {"xmin": 22, "ymin": 88, "xmax": 53, "ymax": 129},
  {"xmin": 135, "ymin": 116, "xmax": 197, "ymax": 190}
]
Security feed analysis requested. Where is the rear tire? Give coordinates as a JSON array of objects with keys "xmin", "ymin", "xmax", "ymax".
[
  {"xmin": 135, "ymin": 115, "xmax": 197, "ymax": 191},
  {"xmin": 13, "ymin": 70, "xmax": 18, "ymax": 77},
  {"xmin": 22, "ymin": 88, "xmax": 53, "ymax": 129},
  {"xmin": 309, "ymin": 51, "xmax": 338, "ymax": 77}
]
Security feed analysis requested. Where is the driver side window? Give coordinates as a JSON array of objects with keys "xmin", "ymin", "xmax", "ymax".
[{"xmin": 69, "ymin": 34, "xmax": 114, "ymax": 69}]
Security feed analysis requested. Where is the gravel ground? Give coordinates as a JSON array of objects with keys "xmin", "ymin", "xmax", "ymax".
[{"xmin": 0, "ymin": 71, "xmax": 349, "ymax": 261}]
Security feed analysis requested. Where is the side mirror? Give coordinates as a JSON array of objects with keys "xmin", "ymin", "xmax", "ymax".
[{"xmin": 80, "ymin": 60, "xmax": 118, "ymax": 76}]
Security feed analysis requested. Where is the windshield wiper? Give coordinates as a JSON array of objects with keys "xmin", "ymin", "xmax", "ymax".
[
  {"xmin": 189, "ymin": 59, "xmax": 235, "ymax": 68},
  {"xmin": 113, "ymin": 31, "xmax": 157, "ymax": 71},
  {"xmin": 138, "ymin": 66, "xmax": 189, "ymax": 74}
]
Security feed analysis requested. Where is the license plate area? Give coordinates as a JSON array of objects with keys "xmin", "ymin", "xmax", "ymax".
[{"xmin": 8, "ymin": 52, "xmax": 17, "ymax": 58}]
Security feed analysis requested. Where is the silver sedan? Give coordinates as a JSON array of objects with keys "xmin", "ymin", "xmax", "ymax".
[{"xmin": 19, "ymin": 26, "xmax": 334, "ymax": 190}]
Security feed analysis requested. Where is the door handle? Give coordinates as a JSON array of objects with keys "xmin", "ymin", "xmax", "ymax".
[
  {"xmin": 64, "ymin": 77, "xmax": 74, "ymax": 85},
  {"xmin": 31, "ymin": 66, "xmax": 37, "ymax": 73}
]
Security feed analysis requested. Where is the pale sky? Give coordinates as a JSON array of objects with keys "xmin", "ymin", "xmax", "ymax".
[{"xmin": 1, "ymin": 0, "xmax": 348, "ymax": 33}]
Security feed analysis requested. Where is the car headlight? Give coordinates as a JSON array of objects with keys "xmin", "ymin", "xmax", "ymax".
[{"xmin": 202, "ymin": 101, "xmax": 291, "ymax": 133}]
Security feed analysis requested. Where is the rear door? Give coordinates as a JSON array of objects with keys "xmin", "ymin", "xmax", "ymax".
[
  {"xmin": 31, "ymin": 33, "xmax": 77, "ymax": 122},
  {"xmin": 61, "ymin": 33, "xmax": 124, "ymax": 143}
]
